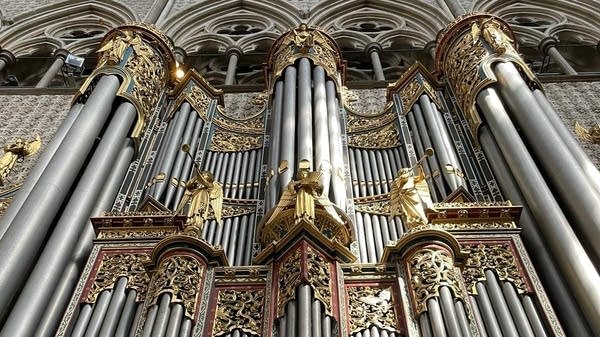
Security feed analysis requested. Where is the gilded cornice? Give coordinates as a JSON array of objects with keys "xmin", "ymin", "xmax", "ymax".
[
  {"xmin": 434, "ymin": 13, "xmax": 541, "ymax": 141},
  {"xmin": 387, "ymin": 62, "xmax": 442, "ymax": 114},
  {"xmin": 169, "ymin": 69, "xmax": 224, "ymax": 121},
  {"xmin": 73, "ymin": 23, "xmax": 176, "ymax": 146},
  {"xmin": 265, "ymin": 24, "xmax": 346, "ymax": 93}
]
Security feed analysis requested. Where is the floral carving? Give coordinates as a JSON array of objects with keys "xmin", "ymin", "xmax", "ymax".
[
  {"xmin": 277, "ymin": 248, "xmax": 302, "ymax": 317},
  {"xmin": 307, "ymin": 247, "xmax": 332, "ymax": 315},
  {"xmin": 347, "ymin": 285, "xmax": 398, "ymax": 333},
  {"xmin": 86, "ymin": 252, "xmax": 151, "ymax": 303},
  {"xmin": 348, "ymin": 123, "xmax": 399, "ymax": 149},
  {"xmin": 213, "ymin": 288, "xmax": 264, "ymax": 336},
  {"xmin": 148, "ymin": 255, "xmax": 204, "ymax": 319},
  {"xmin": 210, "ymin": 131, "xmax": 262, "ymax": 152}
]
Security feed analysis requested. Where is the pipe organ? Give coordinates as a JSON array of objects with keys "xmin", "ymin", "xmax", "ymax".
[{"xmin": 1, "ymin": 13, "xmax": 599, "ymax": 337}]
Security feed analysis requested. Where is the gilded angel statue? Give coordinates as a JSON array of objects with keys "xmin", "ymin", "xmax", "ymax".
[
  {"xmin": 266, "ymin": 159, "xmax": 343, "ymax": 226},
  {"xmin": 471, "ymin": 18, "xmax": 513, "ymax": 54},
  {"xmin": 0, "ymin": 135, "xmax": 41, "ymax": 185},
  {"xmin": 389, "ymin": 149, "xmax": 435, "ymax": 228},
  {"xmin": 175, "ymin": 146, "xmax": 223, "ymax": 237},
  {"xmin": 98, "ymin": 31, "xmax": 153, "ymax": 65}
]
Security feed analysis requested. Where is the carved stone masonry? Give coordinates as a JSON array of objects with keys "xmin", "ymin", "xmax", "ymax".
[
  {"xmin": 462, "ymin": 242, "xmax": 528, "ymax": 295},
  {"xmin": 86, "ymin": 252, "xmax": 151, "ymax": 303},
  {"xmin": 213, "ymin": 288, "xmax": 265, "ymax": 336},
  {"xmin": 347, "ymin": 285, "xmax": 398, "ymax": 333},
  {"xmin": 148, "ymin": 255, "xmax": 204, "ymax": 319},
  {"xmin": 406, "ymin": 247, "xmax": 462, "ymax": 314}
]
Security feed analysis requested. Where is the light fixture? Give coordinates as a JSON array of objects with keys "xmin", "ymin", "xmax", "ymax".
[{"xmin": 65, "ymin": 53, "xmax": 85, "ymax": 71}]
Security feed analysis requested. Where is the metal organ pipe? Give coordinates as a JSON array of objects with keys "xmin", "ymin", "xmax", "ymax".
[
  {"xmin": 326, "ymin": 80, "xmax": 346, "ymax": 209},
  {"xmin": 313, "ymin": 66, "xmax": 331, "ymax": 194},
  {"xmin": 280, "ymin": 66, "xmax": 297, "ymax": 192},
  {"xmin": 297, "ymin": 58, "xmax": 313, "ymax": 168}
]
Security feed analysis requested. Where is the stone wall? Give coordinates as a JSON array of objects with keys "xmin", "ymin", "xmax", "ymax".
[{"xmin": 544, "ymin": 81, "xmax": 600, "ymax": 168}]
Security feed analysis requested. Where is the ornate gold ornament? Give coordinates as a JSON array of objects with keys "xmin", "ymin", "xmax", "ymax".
[
  {"xmin": 75, "ymin": 23, "xmax": 175, "ymax": 143},
  {"xmin": 266, "ymin": 24, "xmax": 345, "ymax": 92},
  {"xmin": 346, "ymin": 110, "xmax": 396, "ymax": 133},
  {"xmin": 169, "ymin": 70, "xmax": 224, "ymax": 122},
  {"xmin": 435, "ymin": 14, "xmax": 539, "ymax": 140},
  {"xmin": 390, "ymin": 164, "xmax": 435, "ymax": 229},
  {"xmin": 354, "ymin": 197, "xmax": 391, "ymax": 216},
  {"xmin": 462, "ymin": 242, "xmax": 528, "ymax": 295},
  {"xmin": 86, "ymin": 252, "xmax": 151, "ymax": 303},
  {"xmin": 175, "ymin": 169, "xmax": 224, "ymax": 237},
  {"xmin": 347, "ymin": 285, "xmax": 398, "ymax": 333},
  {"xmin": 387, "ymin": 63, "xmax": 441, "ymax": 115},
  {"xmin": 307, "ymin": 246, "xmax": 333, "ymax": 314},
  {"xmin": 209, "ymin": 130, "xmax": 263, "ymax": 152},
  {"xmin": 407, "ymin": 247, "xmax": 462, "ymax": 314},
  {"xmin": 148, "ymin": 255, "xmax": 204, "ymax": 319},
  {"xmin": 575, "ymin": 121, "xmax": 600, "ymax": 144},
  {"xmin": 0, "ymin": 135, "xmax": 41, "ymax": 186},
  {"xmin": 276, "ymin": 248, "xmax": 302, "ymax": 317},
  {"xmin": 0, "ymin": 197, "xmax": 11, "ymax": 216},
  {"xmin": 213, "ymin": 288, "xmax": 265, "ymax": 336},
  {"xmin": 96, "ymin": 228, "xmax": 178, "ymax": 240},
  {"xmin": 348, "ymin": 123, "xmax": 399, "ymax": 149}
]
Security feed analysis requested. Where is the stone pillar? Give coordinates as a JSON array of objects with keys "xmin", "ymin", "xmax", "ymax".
[
  {"xmin": 365, "ymin": 42, "xmax": 385, "ymax": 81},
  {"xmin": 539, "ymin": 36, "xmax": 577, "ymax": 75},
  {"xmin": 144, "ymin": 0, "xmax": 169, "ymax": 24},
  {"xmin": 437, "ymin": 0, "xmax": 465, "ymax": 17},
  {"xmin": 0, "ymin": 49, "xmax": 15, "ymax": 73},
  {"xmin": 35, "ymin": 49, "xmax": 69, "ymax": 88},
  {"xmin": 424, "ymin": 41, "xmax": 436, "ymax": 61},
  {"xmin": 224, "ymin": 47, "xmax": 241, "ymax": 85}
]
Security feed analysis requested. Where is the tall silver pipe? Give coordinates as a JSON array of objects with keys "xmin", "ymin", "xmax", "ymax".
[
  {"xmin": 475, "ymin": 283, "xmax": 502, "ymax": 337},
  {"xmin": 202, "ymin": 151, "xmax": 213, "ymax": 170},
  {"xmin": 83, "ymin": 290, "xmax": 113, "ymax": 337},
  {"xmin": 220, "ymin": 218, "xmax": 232, "ymax": 252},
  {"xmin": 361, "ymin": 149, "xmax": 375, "ymax": 196},
  {"xmin": 501, "ymin": 282, "xmax": 535, "ymax": 337},
  {"xmin": 229, "ymin": 152, "xmax": 243, "ymax": 199},
  {"xmin": 375, "ymin": 151, "xmax": 388, "ymax": 193},
  {"xmin": 354, "ymin": 149, "xmax": 367, "ymax": 197},
  {"xmin": 141, "ymin": 305, "xmax": 158, "ymax": 337},
  {"xmin": 0, "ymin": 102, "xmax": 84, "ymax": 237},
  {"xmin": 214, "ymin": 152, "xmax": 226, "ymax": 183},
  {"xmin": 495, "ymin": 62, "xmax": 600, "ymax": 260},
  {"xmin": 468, "ymin": 296, "xmax": 488, "ymax": 337},
  {"xmin": 420, "ymin": 313, "xmax": 434, "ymax": 337},
  {"xmin": 381, "ymin": 151, "xmax": 394, "ymax": 185},
  {"xmin": 479, "ymin": 125, "xmax": 593, "ymax": 337},
  {"xmin": 114, "ymin": 290, "xmax": 138, "ymax": 337},
  {"xmin": 522, "ymin": 296, "xmax": 549, "ymax": 337},
  {"xmin": 454, "ymin": 301, "xmax": 473, "ymax": 337},
  {"xmin": 355, "ymin": 213, "xmax": 368, "ymax": 263},
  {"xmin": 322, "ymin": 315, "xmax": 332, "ymax": 337},
  {"xmin": 484, "ymin": 271, "xmax": 519, "ymax": 337},
  {"xmin": 268, "ymin": 81, "xmax": 284, "ymax": 206},
  {"xmin": 377, "ymin": 215, "xmax": 390, "ymax": 247},
  {"xmin": 280, "ymin": 66, "xmax": 297, "ymax": 191},
  {"xmin": 326, "ymin": 80, "xmax": 346, "ymax": 208},
  {"xmin": 173, "ymin": 118, "xmax": 204, "ymax": 207},
  {"xmin": 69, "ymin": 304, "xmax": 93, "ymax": 337},
  {"xmin": 244, "ymin": 151, "xmax": 256, "ymax": 199},
  {"xmin": 412, "ymin": 108, "xmax": 447, "ymax": 197},
  {"xmin": 164, "ymin": 304, "xmax": 183, "ymax": 337},
  {"xmin": 407, "ymin": 112, "xmax": 439, "ymax": 201},
  {"xmin": 237, "ymin": 152, "xmax": 249, "ymax": 199},
  {"xmin": 297, "ymin": 58, "xmax": 313, "ymax": 167},
  {"xmin": 312, "ymin": 300, "xmax": 322, "ymax": 337},
  {"xmin": 532, "ymin": 89, "xmax": 600, "ymax": 194},
  {"xmin": 213, "ymin": 218, "xmax": 225, "ymax": 248},
  {"xmin": 226, "ymin": 218, "xmax": 240, "ymax": 263},
  {"xmin": 439, "ymin": 286, "xmax": 464, "ymax": 337},
  {"xmin": 150, "ymin": 120, "xmax": 176, "ymax": 183},
  {"xmin": 98, "ymin": 277, "xmax": 128, "ymax": 337},
  {"xmin": 1, "ymin": 101, "xmax": 136, "ymax": 337},
  {"xmin": 371, "ymin": 214, "xmax": 384, "ymax": 261},
  {"xmin": 431, "ymin": 102, "xmax": 463, "ymax": 183},
  {"xmin": 150, "ymin": 293, "xmax": 172, "ymax": 337},
  {"xmin": 427, "ymin": 298, "xmax": 448, "ymax": 337},
  {"xmin": 363, "ymin": 213, "xmax": 377, "ymax": 263},
  {"xmin": 349, "ymin": 149, "xmax": 360, "ymax": 197},
  {"xmin": 235, "ymin": 215, "xmax": 249, "ymax": 265},
  {"xmin": 286, "ymin": 301, "xmax": 297, "ymax": 337},
  {"xmin": 243, "ymin": 216, "xmax": 255, "ymax": 265},
  {"xmin": 382, "ymin": 215, "xmax": 397, "ymax": 241},
  {"xmin": 178, "ymin": 319, "xmax": 192, "ymax": 337},
  {"xmin": 368, "ymin": 151, "xmax": 382, "ymax": 195},
  {"xmin": 151, "ymin": 102, "xmax": 191, "ymax": 198},
  {"xmin": 477, "ymin": 87, "xmax": 600, "ymax": 334},
  {"xmin": 313, "ymin": 66, "xmax": 331, "ymax": 194},
  {"xmin": 0, "ymin": 75, "xmax": 120, "ymax": 321},
  {"xmin": 298, "ymin": 285, "xmax": 311, "ymax": 337},
  {"xmin": 164, "ymin": 113, "xmax": 199, "ymax": 206}
]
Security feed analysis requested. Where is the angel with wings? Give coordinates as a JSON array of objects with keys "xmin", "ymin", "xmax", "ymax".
[
  {"xmin": 175, "ymin": 169, "xmax": 223, "ymax": 237},
  {"xmin": 389, "ymin": 166, "xmax": 434, "ymax": 228},
  {"xmin": 471, "ymin": 18, "xmax": 513, "ymax": 54},
  {"xmin": 0, "ymin": 135, "xmax": 41, "ymax": 186}
]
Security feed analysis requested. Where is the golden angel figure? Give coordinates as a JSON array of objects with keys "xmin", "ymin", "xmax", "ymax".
[
  {"xmin": 0, "ymin": 135, "xmax": 41, "ymax": 185},
  {"xmin": 471, "ymin": 19, "xmax": 513, "ymax": 54},
  {"xmin": 389, "ymin": 166, "xmax": 434, "ymax": 228},
  {"xmin": 175, "ymin": 169, "xmax": 223, "ymax": 236}
]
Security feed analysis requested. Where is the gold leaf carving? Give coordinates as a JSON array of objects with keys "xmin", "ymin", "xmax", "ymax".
[
  {"xmin": 307, "ymin": 247, "xmax": 332, "ymax": 315},
  {"xmin": 148, "ymin": 255, "xmax": 204, "ymax": 319},
  {"xmin": 347, "ymin": 285, "xmax": 398, "ymax": 333},
  {"xmin": 277, "ymin": 248, "xmax": 302, "ymax": 317},
  {"xmin": 213, "ymin": 288, "xmax": 264, "ymax": 336},
  {"xmin": 348, "ymin": 123, "xmax": 399, "ymax": 149},
  {"xmin": 86, "ymin": 252, "xmax": 150, "ymax": 303},
  {"xmin": 210, "ymin": 131, "xmax": 262, "ymax": 152}
]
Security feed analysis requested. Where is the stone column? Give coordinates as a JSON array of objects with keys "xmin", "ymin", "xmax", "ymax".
[
  {"xmin": 35, "ymin": 49, "xmax": 69, "ymax": 88},
  {"xmin": 365, "ymin": 43, "xmax": 385, "ymax": 81},
  {"xmin": 539, "ymin": 36, "xmax": 577, "ymax": 75},
  {"xmin": 144, "ymin": 0, "xmax": 170, "ymax": 24},
  {"xmin": 0, "ymin": 49, "xmax": 15, "ymax": 73},
  {"xmin": 224, "ymin": 47, "xmax": 241, "ymax": 85},
  {"xmin": 437, "ymin": 0, "xmax": 465, "ymax": 17},
  {"xmin": 424, "ymin": 41, "xmax": 436, "ymax": 61}
]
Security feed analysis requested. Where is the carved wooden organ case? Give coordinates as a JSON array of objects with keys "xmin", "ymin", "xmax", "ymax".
[{"xmin": 57, "ymin": 15, "xmax": 568, "ymax": 337}]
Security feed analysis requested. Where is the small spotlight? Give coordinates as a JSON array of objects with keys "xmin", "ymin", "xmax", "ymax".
[
  {"xmin": 65, "ymin": 53, "xmax": 85, "ymax": 70},
  {"xmin": 175, "ymin": 68, "xmax": 185, "ymax": 79}
]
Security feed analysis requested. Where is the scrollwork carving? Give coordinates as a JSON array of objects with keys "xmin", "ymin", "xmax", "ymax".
[
  {"xmin": 210, "ymin": 131, "xmax": 262, "ymax": 152},
  {"xmin": 348, "ymin": 123, "xmax": 399, "ymax": 149},
  {"xmin": 86, "ymin": 253, "xmax": 150, "ymax": 303},
  {"xmin": 307, "ymin": 247, "xmax": 332, "ymax": 315},
  {"xmin": 148, "ymin": 255, "xmax": 204, "ymax": 319},
  {"xmin": 347, "ymin": 285, "xmax": 398, "ymax": 333},
  {"xmin": 462, "ymin": 242, "xmax": 528, "ymax": 295},
  {"xmin": 213, "ymin": 288, "xmax": 264, "ymax": 336},
  {"xmin": 277, "ymin": 248, "xmax": 302, "ymax": 317}
]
